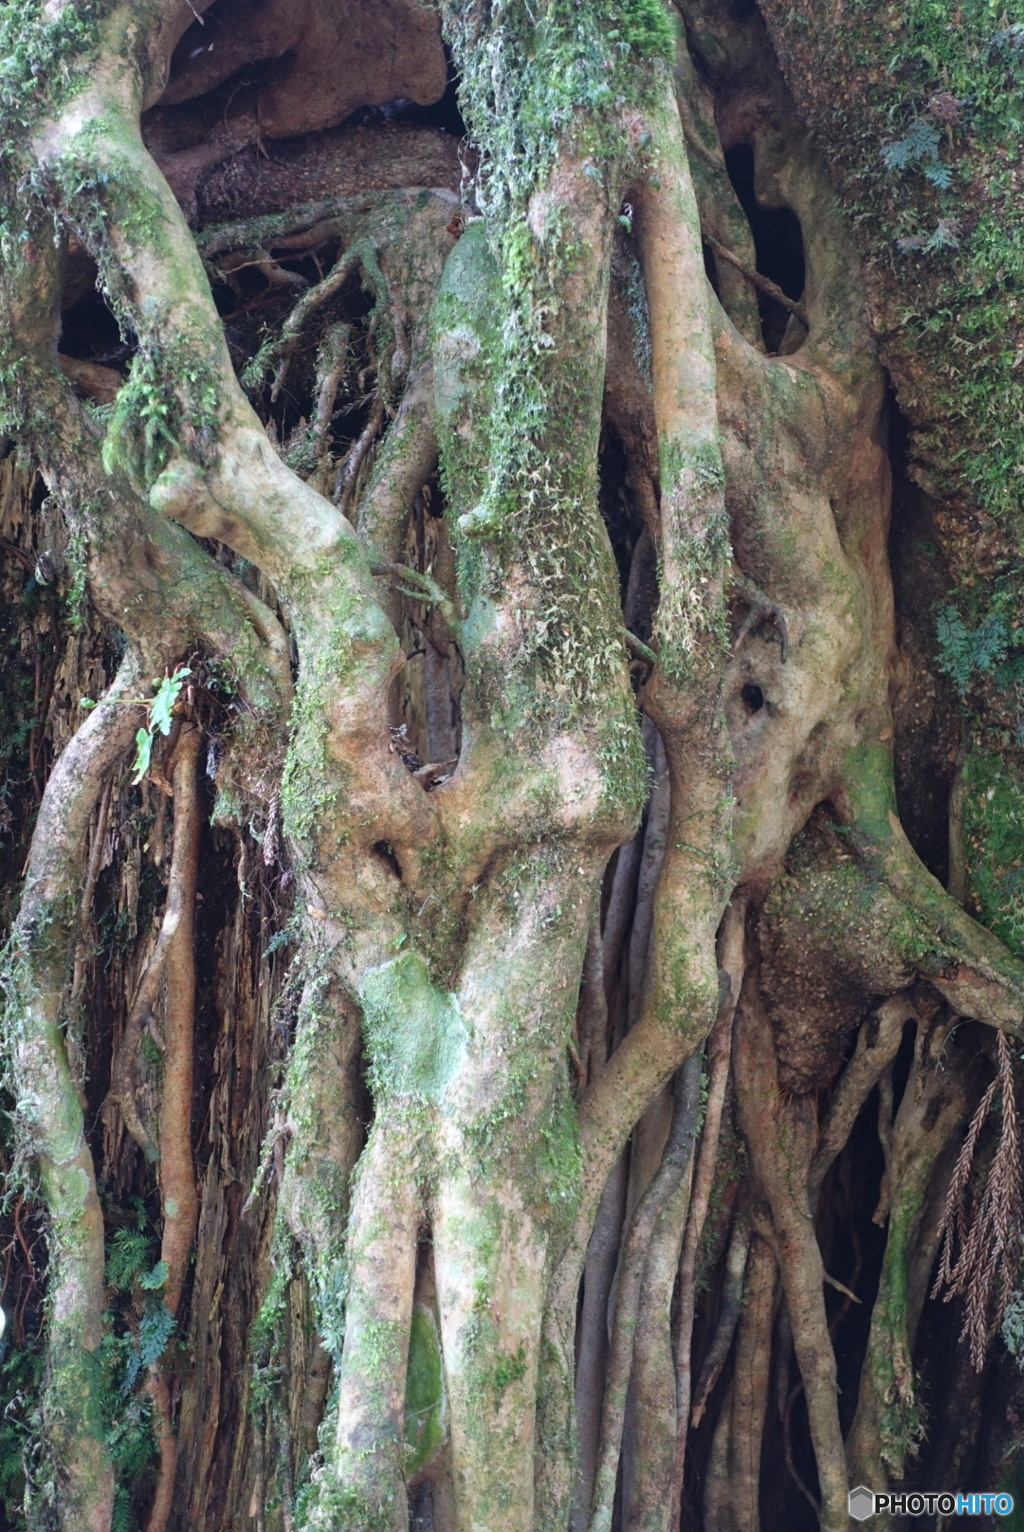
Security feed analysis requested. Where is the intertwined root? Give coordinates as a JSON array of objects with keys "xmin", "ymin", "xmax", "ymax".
[{"xmin": 4, "ymin": 2, "xmax": 1024, "ymax": 1530}]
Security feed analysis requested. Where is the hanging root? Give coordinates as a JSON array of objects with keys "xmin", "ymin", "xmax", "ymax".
[
  {"xmin": 4, "ymin": 661, "xmax": 146, "ymax": 1532},
  {"xmin": 269, "ymin": 245, "xmax": 366, "ymax": 401},
  {"xmin": 689, "ymin": 1207, "xmax": 751, "ymax": 1431},
  {"xmin": 587, "ymin": 1056, "xmax": 703, "ymax": 1532},
  {"xmin": 733, "ymin": 974, "xmax": 848, "ymax": 1532},
  {"xmin": 145, "ymin": 725, "xmax": 203, "ymax": 1532},
  {"xmin": 718, "ymin": 1227, "xmax": 777, "ymax": 1532},
  {"xmin": 847, "ymin": 1011, "xmax": 978, "ymax": 1488},
  {"xmin": 932, "ymin": 1028, "xmax": 1023, "ymax": 1369},
  {"xmin": 624, "ymin": 1052, "xmax": 706, "ymax": 1532},
  {"xmin": 671, "ymin": 898, "xmax": 744, "ymax": 1517},
  {"xmin": 313, "ymin": 1119, "xmax": 420, "ymax": 1531},
  {"xmin": 109, "ymin": 720, "xmax": 203, "ymax": 1164}
]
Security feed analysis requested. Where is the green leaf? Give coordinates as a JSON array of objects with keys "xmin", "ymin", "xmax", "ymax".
[
  {"xmin": 131, "ymin": 726, "xmax": 153, "ymax": 785},
  {"xmin": 149, "ymin": 666, "xmax": 190, "ymax": 736},
  {"xmin": 138, "ymin": 1305, "xmax": 175, "ymax": 1371},
  {"xmin": 138, "ymin": 1260, "xmax": 168, "ymax": 1291},
  {"xmin": 105, "ymin": 1227, "xmax": 151, "ymax": 1290}
]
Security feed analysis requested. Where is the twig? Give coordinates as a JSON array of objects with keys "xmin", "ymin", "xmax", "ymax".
[
  {"xmin": 370, "ymin": 562, "xmax": 458, "ymax": 631},
  {"xmin": 823, "ymin": 1272, "xmax": 861, "ymax": 1304},
  {"xmin": 623, "ymin": 629, "xmax": 658, "ymax": 668},
  {"xmin": 704, "ymin": 235, "xmax": 809, "ymax": 330}
]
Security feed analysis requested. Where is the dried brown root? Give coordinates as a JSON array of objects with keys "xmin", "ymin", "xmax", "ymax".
[
  {"xmin": 110, "ymin": 722, "xmax": 203, "ymax": 1163},
  {"xmin": 67, "ymin": 773, "xmax": 115, "ymax": 1086},
  {"xmin": 733, "ymin": 976, "xmax": 848, "ymax": 1532},
  {"xmin": 587, "ymin": 1056, "xmax": 702, "ymax": 1532},
  {"xmin": 932, "ymin": 1028, "xmax": 1022, "ymax": 1368},
  {"xmin": 144, "ymin": 725, "xmax": 203, "ymax": 1532},
  {"xmin": 671, "ymin": 898, "xmax": 744, "ymax": 1516}
]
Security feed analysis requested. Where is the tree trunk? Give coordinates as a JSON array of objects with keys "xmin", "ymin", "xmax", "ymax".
[{"xmin": 0, "ymin": 2, "xmax": 1023, "ymax": 1530}]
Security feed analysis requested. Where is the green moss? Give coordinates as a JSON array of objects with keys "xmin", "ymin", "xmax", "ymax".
[
  {"xmin": 960, "ymin": 748, "xmax": 1024, "ymax": 955},
  {"xmin": 359, "ymin": 951, "xmax": 467, "ymax": 1101},
  {"xmin": 432, "ymin": 4, "xmax": 667, "ymax": 737},
  {"xmin": 596, "ymin": 709, "xmax": 650, "ymax": 817},
  {"xmin": 766, "ymin": 0, "xmax": 1024, "ymax": 647},
  {"xmin": 842, "ymin": 742, "xmax": 899, "ymax": 846},
  {"xmin": 299, "ymin": 1473, "xmax": 396, "ymax": 1532},
  {"xmin": 102, "ymin": 332, "xmax": 219, "ymax": 492},
  {"xmin": 492, "ymin": 1342, "xmax": 527, "ymax": 1397},
  {"xmin": 404, "ymin": 1305, "xmax": 445, "ymax": 1475},
  {"xmin": 0, "ymin": 1, "xmax": 110, "ymax": 164}
]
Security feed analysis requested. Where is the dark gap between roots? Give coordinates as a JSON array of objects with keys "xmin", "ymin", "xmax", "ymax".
[
  {"xmin": 886, "ymin": 389, "xmax": 958, "ymax": 885},
  {"xmin": 350, "ymin": 44, "xmax": 466, "ymax": 139},
  {"xmin": 724, "ymin": 143, "xmax": 805, "ymax": 354},
  {"xmin": 598, "ymin": 428, "xmax": 646, "ymax": 607}
]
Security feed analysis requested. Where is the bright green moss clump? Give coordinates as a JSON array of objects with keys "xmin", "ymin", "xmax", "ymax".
[{"xmin": 404, "ymin": 1305, "xmax": 445, "ymax": 1475}]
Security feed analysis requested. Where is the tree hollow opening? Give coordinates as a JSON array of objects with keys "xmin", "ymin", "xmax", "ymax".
[{"xmin": 724, "ymin": 142, "xmax": 806, "ymax": 353}]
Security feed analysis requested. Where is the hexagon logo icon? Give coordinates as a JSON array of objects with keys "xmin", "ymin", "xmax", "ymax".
[{"xmin": 848, "ymin": 1486, "xmax": 875, "ymax": 1521}]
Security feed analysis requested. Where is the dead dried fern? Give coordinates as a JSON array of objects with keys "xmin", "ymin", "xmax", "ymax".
[{"xmin": 933, "ymin": 1030, "xmax": 1023, "ymax": 1370}]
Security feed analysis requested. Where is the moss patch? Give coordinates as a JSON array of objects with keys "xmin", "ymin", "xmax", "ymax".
[
  {"xmin": 404, "ymin": 1304, "xmax": 445, "ymax": 1475},
  {"xmin": 961, "ymin": 747, "xmax": 1024, "ymax": 955},
  {"xmin": 359, "ymin": 951, "xmax": 467, "ymax": 1101}
]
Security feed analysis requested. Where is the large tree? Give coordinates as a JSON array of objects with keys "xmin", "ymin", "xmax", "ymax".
[{"xmin": 0, "ymin": 1, "xmax": 1022, "ymax": 1529}]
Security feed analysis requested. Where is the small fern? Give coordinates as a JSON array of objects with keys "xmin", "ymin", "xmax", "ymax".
[
  {"xmin": 105, "ymin": 1226, "xmax": 152, "ymax": 1292},
  {"xmin": 882, "ymin": 114, "xmax": 953, "ymax": 187},
  {"xmin": 935, "ymin": 601, "xmax": 1024, "ymax": 695}
]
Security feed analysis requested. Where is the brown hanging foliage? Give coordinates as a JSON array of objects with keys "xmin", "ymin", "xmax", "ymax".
[{"xmin": 933, "ymin": 1029, "xmax": 1023, "ymax": 1370}]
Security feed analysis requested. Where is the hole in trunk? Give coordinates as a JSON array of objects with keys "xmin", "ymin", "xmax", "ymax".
[
  {"xmin": 724, "ymin": 143, "xmax": 806, "ymax": 354},
  {"xmin": 371, "ymin": 840, "xmax": 403, "ymax": 880},
  {"xmin": 740, "ymin": 682, "xmax": 765, "ymax": 713}
]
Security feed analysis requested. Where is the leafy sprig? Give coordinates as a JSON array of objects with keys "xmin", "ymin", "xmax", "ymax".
[{"xmin": 81, "ymin": 666, "xmax": 192, "ymax": 783}]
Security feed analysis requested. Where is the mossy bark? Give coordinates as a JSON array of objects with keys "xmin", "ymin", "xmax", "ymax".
[{"xmin": 1, "ymin": 2, "xmax": 1024, "ymax": 1530}]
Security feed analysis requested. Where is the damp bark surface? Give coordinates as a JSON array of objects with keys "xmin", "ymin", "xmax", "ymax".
[{"xmin": 0, "ymin": 3, "xmax": 1023, "ymax": 1532}]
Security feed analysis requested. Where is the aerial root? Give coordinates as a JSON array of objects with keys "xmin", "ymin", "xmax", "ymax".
[
  {"xmin": 672, "ymin": 897, "xmax": 745, "ymax": 1519},
  {"xmin": 143, "ymin": 725, "xmax": 203, "ymax": 1532},
  {"xmin": 703, "ymin": 234, "xmax": 810, "ymax": 331},
  {"xmin": 587, "ymin": 1055, "xmax": 702, "ymax": 1532},
  {"xmin": 109, "ymin": 725, "xmax": 202, "ymax": 1162},
  {"xmin": 689, "ymin": 1206, "xmax": 751, "ymax": 1431},
  {"xmin": 734, "ymin": 976, "xmax": 849, "ymax": 1532}
]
